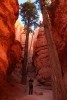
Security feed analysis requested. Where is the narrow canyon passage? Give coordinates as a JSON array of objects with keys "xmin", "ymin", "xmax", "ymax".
[{"xmin": 0, "ymin": 0, "xmax": 67, "ymax": 100}]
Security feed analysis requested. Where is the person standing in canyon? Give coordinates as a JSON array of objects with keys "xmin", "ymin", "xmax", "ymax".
[{"xmin": 29, "ymin": 78, "xmax": 34, "ymax": 95}]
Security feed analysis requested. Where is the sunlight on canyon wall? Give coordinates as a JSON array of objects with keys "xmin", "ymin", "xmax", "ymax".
[{"xmin": 0, "ymin": 0, "xmax": 22, "ymax": 82}]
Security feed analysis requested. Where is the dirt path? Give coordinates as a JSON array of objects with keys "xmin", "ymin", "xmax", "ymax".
[
  {"xmin": 18, "ymin": 94, "xmax": 53, "ymax": 100},
  {"xmin": 0, "ymin": 66, "xmax": 53, "ymax": 100},
  {"xmin": 0, "ymin": 78, "xmax": 53, "ymax": 100},
  {"xmin": 18, "ymin": 79, "xmax": 53, "ymax": 100}
]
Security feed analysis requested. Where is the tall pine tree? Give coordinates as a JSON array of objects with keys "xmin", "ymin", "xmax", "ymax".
[{"xmin": 20, "ymin": 1, "xmax": 39, "ymax": 84}]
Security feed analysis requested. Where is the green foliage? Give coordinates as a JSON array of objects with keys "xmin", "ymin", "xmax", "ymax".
[{"xmin": 20, "ymin": 2, "xmax": 39, "ymax": 29}]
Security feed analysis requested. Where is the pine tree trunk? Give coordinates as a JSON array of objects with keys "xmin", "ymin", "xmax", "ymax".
[
  {"xmin": 40, "ymin": 0, "xmax": 67, "ymax": 100},
  {"xmin": 21, "ymin": 27, "xmax": 29, "ymax": 84}
]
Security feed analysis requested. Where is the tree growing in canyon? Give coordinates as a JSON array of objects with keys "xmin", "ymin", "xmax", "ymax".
[{"xmin": 20, "ymin": 1, "xmax": 39, "ymax": 84}]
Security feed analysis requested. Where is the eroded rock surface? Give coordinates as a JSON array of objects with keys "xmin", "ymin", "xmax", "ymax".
[
  {"xmin": 0, "ymin": 0, "xmax": 22, "ymax": 82},
  {"xmin": 33, "ymin": 1, "xmax": 67, "ymax": 88},
  {"xmin": 33, "ymin": 26, "xmax": 51, "ymax": 86},
  {"xmin": 50, "ymin": 1, "xmax": 67, "ymax": 89}
]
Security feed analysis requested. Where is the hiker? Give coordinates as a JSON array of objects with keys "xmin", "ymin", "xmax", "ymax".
[{"xmin": 29, "ymin": 78, "xmax": 33, "ymax": 95}]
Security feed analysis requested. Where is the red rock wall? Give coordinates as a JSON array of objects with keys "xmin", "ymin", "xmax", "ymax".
[
  {"xmin": 51, "ymin": 2, "xmax": 67, "ymax": 89},
  {"xmin": 33, "ymin": 26, "xmax": 51, "ymax": 85},
  {"xmin": 0, "ymin": 0, "xmax": 19, "ymax": 81},
  {"xmin": 33, "ymin": 1, "xmax": 67, "ymax": 87},
  {"xmin": 50, "ymin": 2, "xmax": 67, "ymax": 73}
]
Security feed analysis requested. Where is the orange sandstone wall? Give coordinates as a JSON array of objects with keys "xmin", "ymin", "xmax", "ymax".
[
  {"xmin": 0, "ymin": 0, "xmax": 19, "ymax": 80},
  {"xmin": 33, "ymin": 2, "xmax": 67, "ymax": 88}
]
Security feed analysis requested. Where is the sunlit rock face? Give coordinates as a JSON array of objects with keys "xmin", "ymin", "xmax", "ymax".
[
  {"xmin": 0, "ymin": 0, "xmax": 19, "ymax": 80},
  {"xmin": 0, "ymin": 0, "xmax": 19, "ymax": 48},
  {"xmin": 15, "ymin": 20, "xmax": 24, "ymax": 42},
  {"xmin": 33, "ymin": 25, "xmax": 51, "ymax": 86}
]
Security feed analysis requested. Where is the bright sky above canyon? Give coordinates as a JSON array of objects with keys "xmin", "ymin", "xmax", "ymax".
[{"xmin": 18, "ymin": 0, "xmax": 35, "ymax": 4}]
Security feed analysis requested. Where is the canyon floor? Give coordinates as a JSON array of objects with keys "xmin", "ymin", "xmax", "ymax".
[{"xmin": 0, "ymin": 78, "xmax": 53, "ymax": 100}]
